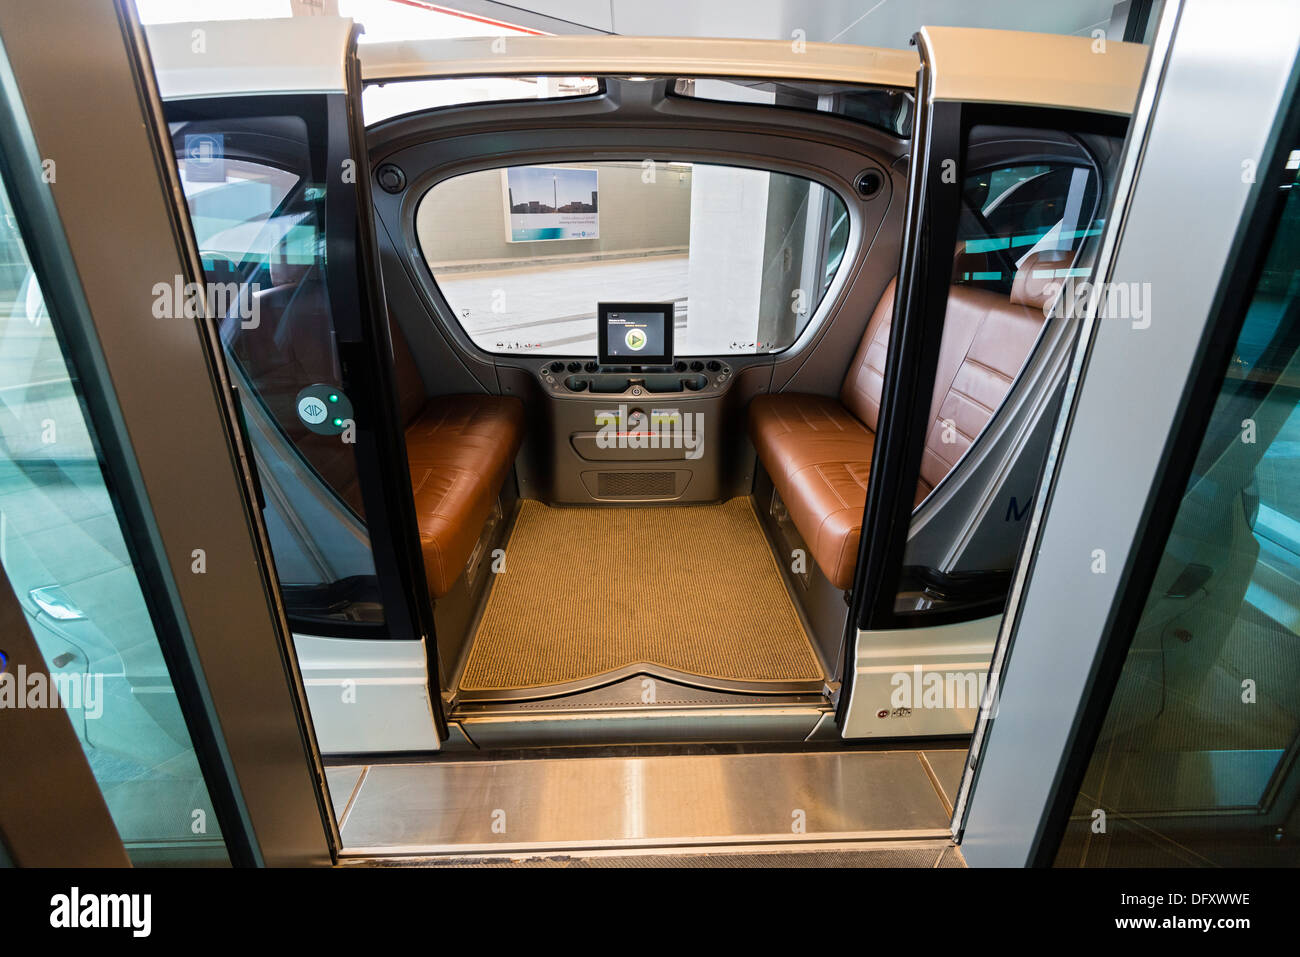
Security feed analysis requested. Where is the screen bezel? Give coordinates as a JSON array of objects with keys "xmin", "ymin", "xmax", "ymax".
[{"xmin": 597, "ymin": 301, "xmax": 674, "ymax": 366}]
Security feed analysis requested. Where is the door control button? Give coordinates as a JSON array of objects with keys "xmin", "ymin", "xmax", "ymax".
[
  {"xmin": 297, "ymin": 395, "xmax": 328, "ymax": 425},
  {"xmin": 296, "ymin": 384, "xmax": 353, "ymax": 436}
]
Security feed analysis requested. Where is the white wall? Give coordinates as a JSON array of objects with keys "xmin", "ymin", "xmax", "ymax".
[{"xmin": 685, "ymin": 165, "xmax": 769, "ymax": 354}]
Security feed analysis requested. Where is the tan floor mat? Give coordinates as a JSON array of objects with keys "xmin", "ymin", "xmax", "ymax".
[{"xmin": 457, "ymin": 498, "xmax": 823, "ymax": 692}]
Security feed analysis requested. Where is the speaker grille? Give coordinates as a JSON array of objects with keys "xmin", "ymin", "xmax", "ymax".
[{"xmin": 596, "ymin": 471, "xmax": 674, "ymax": 498}]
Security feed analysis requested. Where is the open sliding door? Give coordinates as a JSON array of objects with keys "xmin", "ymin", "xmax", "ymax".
[
  {"xmin": 145, "ymin": 18, "xmax": 443, "ymax": 753},
  {"xmin": 837, "ymin": 28, "xmax": 1145, "ymax": 739},
  {"xmin": 0, "ymin": 0, "xmax": 341, "ymax": 865}
]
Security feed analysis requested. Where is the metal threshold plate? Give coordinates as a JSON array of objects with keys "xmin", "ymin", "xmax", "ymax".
[
  {"xmin": 343, "ymin": 840, "xmax": 966, "ymax": 868},
  {"xmin": 336, "ymin": 749, "xmax": 953, "ymax": 856}
]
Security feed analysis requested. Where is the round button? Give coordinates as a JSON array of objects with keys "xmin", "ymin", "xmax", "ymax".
[{"xmin": 297, "ymin": 395, "xmax": 329, "ymax": 426}]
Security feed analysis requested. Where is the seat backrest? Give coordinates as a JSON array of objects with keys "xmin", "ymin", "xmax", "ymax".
[
  {"xmin": 838, "ymin": 252, "xmax": 1057, "ymax": 497},
  {"xmin": 839, "ymin": 277, "xmax": 897, "ymax": 430}
]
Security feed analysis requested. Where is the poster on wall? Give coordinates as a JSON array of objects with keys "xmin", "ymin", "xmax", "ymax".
[{"xmin": 502, "ymin": 165, "xmax": 599, "ymax": 242}]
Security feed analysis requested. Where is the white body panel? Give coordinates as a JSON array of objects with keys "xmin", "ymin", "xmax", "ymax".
[
  {"xmin": 146, "ymin": 17, "xmax": 354, "ymax": 99},
  {"xmin": 293, "ymin": 635, "xmax": 440, "ymax": 754},
  {"xmin": 843, "ymin": 615, "xmax": 1000, "ymax": 738}
]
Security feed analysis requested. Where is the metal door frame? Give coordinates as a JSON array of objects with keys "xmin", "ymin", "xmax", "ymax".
[{"xmin": 0, "ymin": 0, "xmax": 336, "ymax": 866}]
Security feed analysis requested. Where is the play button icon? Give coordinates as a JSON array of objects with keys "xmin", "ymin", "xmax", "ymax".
[{"xmin": 625, "ymin": 328, "xmax": 647, "ymax": 351}]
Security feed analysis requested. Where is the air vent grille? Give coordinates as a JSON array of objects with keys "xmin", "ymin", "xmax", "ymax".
[{"xmin": 596, "ymin": 471, "xmax": 675, "ymax": 498}]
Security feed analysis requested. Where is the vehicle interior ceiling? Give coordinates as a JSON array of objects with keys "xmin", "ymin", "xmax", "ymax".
[{"xmin": 358, "ymin": 73, "xmax": 1118, "ymax": 736}]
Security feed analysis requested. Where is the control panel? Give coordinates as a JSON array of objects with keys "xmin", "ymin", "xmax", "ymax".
[{"xmin": 537, "ymin": 358, "xmax": 733, "ymax": 398}]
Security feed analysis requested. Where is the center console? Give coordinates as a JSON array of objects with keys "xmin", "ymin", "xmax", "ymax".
[
  {"xmin": 497, "ymin": 300, "xmax": 765, "ymax": 505},
  {"xmin": 499, "ymin": 353, "xmax": 763, "ymax": 506}
]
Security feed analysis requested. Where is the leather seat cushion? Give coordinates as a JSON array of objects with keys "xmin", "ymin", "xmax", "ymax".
[
  {"xmin": 406, "ymin": 394, "xmax": 524, "ymax": 597},
  {"xmin": 749, "ymin": 259, "xmax": 1049, "ymax": 591},
  {"xmin": 749, "ymin": 393, "xmax": 875, "ymax": 590}
]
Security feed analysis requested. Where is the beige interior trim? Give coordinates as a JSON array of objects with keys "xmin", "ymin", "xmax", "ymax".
[
  {"xmin": 921, "ymin": 26, "xmax": 1147, "ymax": 115},
  {"xmin": 360, "ymin": 34, "xmax": 918, "ymax": 88}
]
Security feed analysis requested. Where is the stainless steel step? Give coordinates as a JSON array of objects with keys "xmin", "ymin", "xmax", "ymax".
[
  {"xmin": 332, "ymin": 748, "xmax": 959, "ymax": 857},
  {"xmin": 341, "ymin": 840, "xmax": 966, "ymax": 867}
]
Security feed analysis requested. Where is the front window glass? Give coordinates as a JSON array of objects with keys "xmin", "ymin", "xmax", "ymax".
[
  {"xmin": 418, "ymin": 161, "xmax": 850, "ymax": 356},
  {"xmin": 673, "ymin": 77, "xmax": 913, "ymax": 137},
  {"xmin": 181, "ymin": 158, "xmax": 299, "ymax": 265},
  {"xmin": 363, "ymin": 76, "xmax": 601, "ymax": 126}
]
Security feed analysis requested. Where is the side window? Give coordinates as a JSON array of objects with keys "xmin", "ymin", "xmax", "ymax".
[
  {"xmin": 169, "ymin": 111, "xmax": 385, "ymax": 627},
  {"xmin": 672, "ymin": 77, "xmax": 914, "ymax": 138},
  {"xmin": 899, "ymin": 121, "xmax": 1122, "ymax": 617},
  {"xmin": 1056, "ymin": 143, "xmax": 1300, "ymax": 867},
  {"xmin": 181, "ymin": 157, "xmax": 299, "ymax": 268},
  {"xmin": 362, "ymin": 75, "xmax": 601, "ymax": 126},
  {"xmin": 956, "ymin": 159, "xmax": 1101, "ymax": 296},
  {"xmin": 417, "ymin": 161, "xmax": 850, "ymax": 357}
]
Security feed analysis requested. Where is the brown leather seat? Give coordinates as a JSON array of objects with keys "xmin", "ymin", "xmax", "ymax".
[
  {"xmin": 391, "ymin": 320, "xmax": 524, "ymax": 598},
  {"xmin": 749, "ymin": 253, "xmax": 1057, "ymax": 589}
]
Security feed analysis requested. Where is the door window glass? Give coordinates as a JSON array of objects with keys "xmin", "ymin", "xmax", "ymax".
[
  {"xmin": 169, "ymin": 112, "xmax": 385, "ymax": 627},
  {"xmin": 956, "ymin": 159, "xmax": 1102, "ymax": 295},
  {"xmin": 1055, "ymin": 141, "xmax": 1300, "ymax": 867},
  {"xmin": 0, "ymin": 179, "xmax": 228, "ymax": 864},
  {"xmin": 898, "ymin": 123, "xmax": 1119, "ymax": 619}
]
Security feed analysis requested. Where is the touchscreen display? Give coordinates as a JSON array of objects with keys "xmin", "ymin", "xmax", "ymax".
[{"xmin": 598, "ymin": 302, "xmax": 674, "ymax": 365}]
